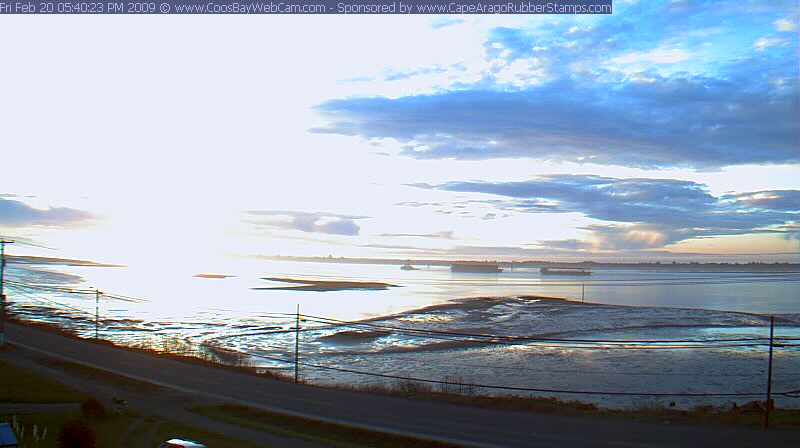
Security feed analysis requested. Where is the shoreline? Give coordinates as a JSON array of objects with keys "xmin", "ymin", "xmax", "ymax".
[
  {"xmin": 7, "ymin": 293, "xmax": 800, "ymax": 411},
  {"xmin": 3, "ymin": 319, "xmax": 800, "ymax": 431}
]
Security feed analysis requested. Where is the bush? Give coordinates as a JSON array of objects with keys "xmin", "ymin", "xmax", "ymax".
[
  {"xmin": 438, "ymin": 374, "xmax": 477, "ymax": 396},
  {"xmin": 80, "ymin": 397, "xmax": 106, "ymax": 419},
  {"xmin": 57, "ymin": 420, "xmax": 95, "ymax": 448},
  {"xmin": 395, "ymin": 379, "xmax": 433, "ymax": 395}
]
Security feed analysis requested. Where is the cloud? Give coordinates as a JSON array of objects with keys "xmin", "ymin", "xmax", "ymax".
[
  {"xmin": 753, "ymin": 36, "xmax": 789, "ymax": 51},
  {"xmin": 537, "ymin": 238, "xmax": 593, "ymax": 251},
  {"xmin": 421, "ymin": 243, "xmax": 799, "ymax": 260},
  {"xmin": 316, "ymin": 218, "xmax": 361, "ymax": 236},
  {"xmin": 243, "ymin": 210, "xmax": 368, "ymax": 236},
  {"xmin": 379, "ymin": 231, "xmax": 456, "ymax": 239},
  {"xmin": 359, "ymin": 243, "xmax": 436, "ymax": 252},
  {"xmin": 774, "ymin": 16, "xmax": 798, "ymax": 32},
  {"xmin": 721, "ymin": 190, "xmax": 800, "ymax": 211},
  {"xmin": 394, "ymin": 201, "xmax": 446, "ymax": 208},
  {"xmin": 420, "ymin": 175, "xmax": 799, "ymax": 250},
  {"xmin": 314, "ymin": 1, "xmax": 799, "ymax": 169},
  {"xmin": 581, "ymin": 224, "xmax": 670, "ymax": 251},
  {"xmin": 315, "ymin": 67, "xmax": 798, "ymax": 169},
  {"xmin": 382, "ymin": 65, "xmax": 456, "ymax": 82},
  {"xmin": 0, "ymin": 198, "xmax": 93, "ymax": 228},
  {"xmin": 430, "ymin": 17, "xmax": 464, "ymax": 29},
  {"xmin": 610, "ymin": 47, "xmax": 691, "ymax": 65}
]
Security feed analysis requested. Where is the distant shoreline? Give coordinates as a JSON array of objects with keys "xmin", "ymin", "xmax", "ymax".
[
  {"xmin": 260, "ymin": 255, "xmax": 800, "ymax": 273},
  {"xmin": 8, "ymin": 254, "xmax": 799, "ymax": 273}
]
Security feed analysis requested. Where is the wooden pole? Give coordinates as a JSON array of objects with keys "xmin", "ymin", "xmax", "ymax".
[
  {"xmin": 764, "ymin": 316, "xmax": 774, "ymax": 429},
  {"xmin": 0, "ymin": 240, "xmax": 13, "ymax": 347},
  {"xmin": 294, "ymin": 304, "xmax": 300, "ymax": 383},
  {"xmin": 95, "ymin": 289, "xmax": 101, "ymax": 339}
]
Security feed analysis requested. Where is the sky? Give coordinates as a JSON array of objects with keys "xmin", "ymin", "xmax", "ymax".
[{"xmin": 1, "ymin": 1, "xmax": 799, "ymax": 266}]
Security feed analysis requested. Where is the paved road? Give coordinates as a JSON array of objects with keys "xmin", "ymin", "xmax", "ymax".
[{"xmin": 6, "ymin": 322, "xmax": 800, "ymax": 447}]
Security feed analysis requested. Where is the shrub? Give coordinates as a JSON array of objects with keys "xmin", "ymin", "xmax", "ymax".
[
  {"xmin": 439, "ymin": 374, "xmax": 477, "ymax": 396},
  {"xmin": 57, "ymin": 420, "xmax": 95, "ymax": 448},
  {"xmin": 396, "ymin": 379, "xmax": 433, "ymax": 395},
  {"xmin": 80, "ymin": 397, "xmax": 106, "ymax": 419},
  {"xmin": 693, "ymin": 404, "xmax": 715, "ymax": 414}
]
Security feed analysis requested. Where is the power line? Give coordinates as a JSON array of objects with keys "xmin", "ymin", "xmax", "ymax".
[
  {"xmin": 299, "ymin": 314, "xmax": 784, "ymax": 345},
  {"xmin": 8, "ymin": 280, "xmax": 791, "ymax": 349},
  {"xmin": 6, "ymin": 281, "xmax": 147, "ymax": 303},
  {"xmin": 7, "ymin": 239, "xmax": 57, "ymax": 251},
  {"xmin": 5, "ymin": 284, "xmax": 92, "ymax": 316},
  {"xmin": 299, "ymin": 319, "xmax": 770, "ymax": 350},
  {"xmin": 7, "ymin": 280, "xmax": 797, "ymax": 350},
  {"xmin": 5, "ymin": 280, "xmax": 96, "ymax": 295},
  {"xmin": 223, "ymin": 346, "xmax": 800, "ymax": 398},
  {"xmin": 8, "ymin": 280, "xmax": 796, "ymax": 342},
  {"xmin": 449, "ymin": 363, "xmax": 797, "ymax": 378},
  {"xmin": 6, "ymin": 281, "xmax": 798, "ymax": 399}
]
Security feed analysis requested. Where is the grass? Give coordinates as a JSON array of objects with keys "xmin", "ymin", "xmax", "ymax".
[
  {"xmin": 610, "ymin": 401, "xmax": 800, "ymax": 429},
  {"xmin": 2, "ymin": 410, "xmax": 260, "ymax": 448},
  {"xmin": 192, "ymin": 403, "xmax": 462, "ymax": 448},
  {"xmin": 333, "ymin": 381, "xmax": 800, "ymax": 429},
  {"xmin": 2, "ymin": 410, "xmax": 80, "ymax": 447},
  {"xmin": 0, "ymin": 360, "xmax": 85, "ymax": 403},
  {"xmin": 153, "ymin": 420, "xmax": 261, "ymax": 448},
  {"xmin": 2, "ymin": 409, "xmax": 140, "ymax": 447},
  {"xmin": 41, "ymin": 358, "xmax": 165, "ymax": 393},
  {"xmin": 333, "ymin": 379, "xmax": 600, "ymax": 414},
  {"xmin": 1, "ymin": 361, "xmax": 258, "ymax": 447}
]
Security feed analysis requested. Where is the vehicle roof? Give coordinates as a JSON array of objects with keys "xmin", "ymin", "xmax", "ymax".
[{"xmin": 161, "ymin": 439, "xmax": 207, "ymax": 447}]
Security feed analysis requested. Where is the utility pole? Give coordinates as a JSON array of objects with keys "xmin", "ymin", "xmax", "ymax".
[
  {"xmin": 581, "ymin": 283, "xmax": 585, "ymax": 303},
  {"xmin": 95, "ymin": 289, "xmax": 102, "ymax": 339},
  {"xmin": 764, "ymin": 316, "xmax": 775, "ymax": 429},
  {"xmin": 0, "ymin": 240, "xmax": 13, "ymax": 347},
  {"xmin": 294, "ymin": 304, "xmax": 300, "ymax": 383}
]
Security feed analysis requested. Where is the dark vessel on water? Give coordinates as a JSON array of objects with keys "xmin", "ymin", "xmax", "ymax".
[
  {"xmin": 540, "ymin": 267, "xmax": 592, "ymax": 276},
  {"xmin": 451, "ymin": 263, "xmax": 503, "ymax": 273}
]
